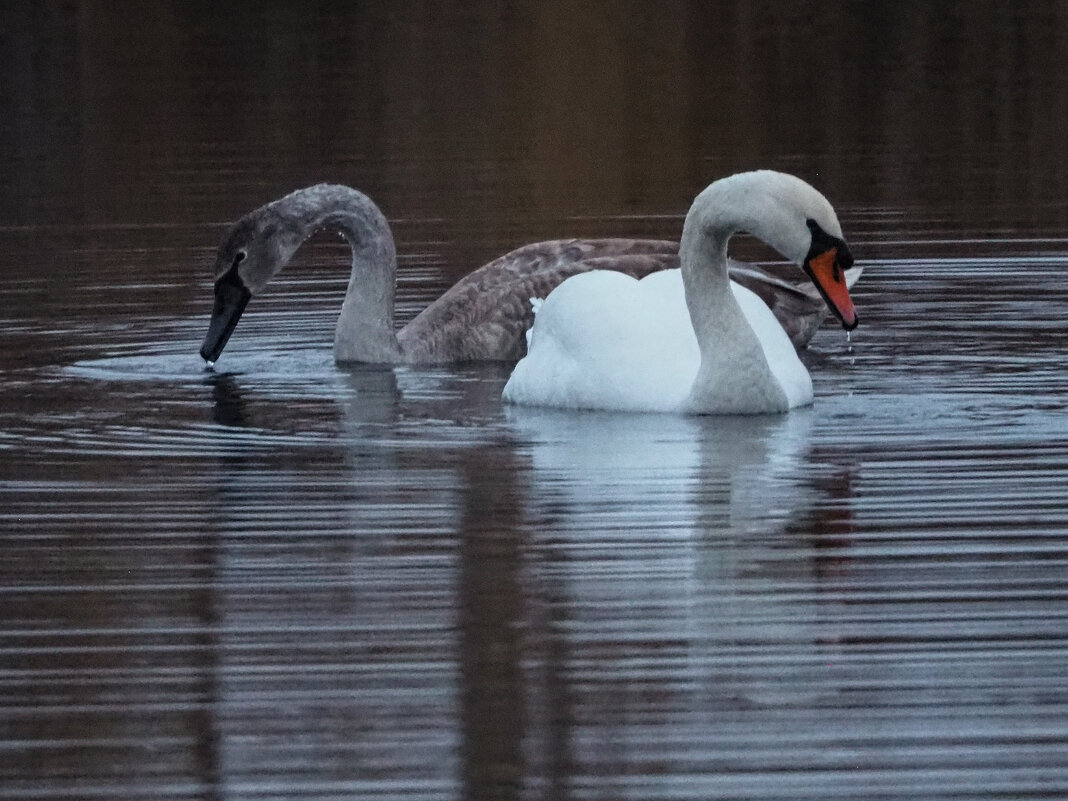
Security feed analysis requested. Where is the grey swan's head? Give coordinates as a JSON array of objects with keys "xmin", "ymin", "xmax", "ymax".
[
  {"xmin": 199, "ymin": 204, "xmax": 306, "ymax": 363},
  {"xmin": 200, "ymin": 184, "xmax": 386, "ymax": 364}
]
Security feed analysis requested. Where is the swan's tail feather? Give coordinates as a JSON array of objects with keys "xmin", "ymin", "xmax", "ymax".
[{"xmin": 525, "ymin": 297, "xmax": 545, "ymax": 347}]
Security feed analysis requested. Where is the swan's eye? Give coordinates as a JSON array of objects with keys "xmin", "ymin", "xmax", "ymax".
[
  {"xmin": 837, "ymin": 245, "xmax": 854, "ymax": 271},
  {"xmin": 215, "ymin": 250, "xmax": 248, "ymax": 294}
]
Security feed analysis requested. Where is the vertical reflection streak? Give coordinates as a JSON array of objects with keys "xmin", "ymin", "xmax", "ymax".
[{"xmin": 457, "ymin": 443, "xmax": 526, "ymax": 801}]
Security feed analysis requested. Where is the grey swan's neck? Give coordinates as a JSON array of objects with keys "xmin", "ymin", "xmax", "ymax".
[{"xmin": 272, "ymin": 184, "xmax": 405, "ymax": 363}]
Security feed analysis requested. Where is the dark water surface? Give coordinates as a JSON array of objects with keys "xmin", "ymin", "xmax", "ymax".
[{"xmin": 3, "ymin": 3, "xmax": 1068, "ymax": 800}]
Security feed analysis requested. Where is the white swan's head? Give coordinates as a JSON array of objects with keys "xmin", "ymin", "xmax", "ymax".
[{"xmin": 692, "ymin": 170, "xmax": 858, "ymax": 330}]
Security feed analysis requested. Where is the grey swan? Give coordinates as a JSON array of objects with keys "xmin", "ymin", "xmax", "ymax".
[{"xmin": 200, "ymin": 184, "xmax": 862, "ymax": 365}]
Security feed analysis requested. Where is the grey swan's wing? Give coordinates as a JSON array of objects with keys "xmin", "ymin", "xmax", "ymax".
[
  {"xmin": 396, "ymin": 239, "xmax": 863, "ymax": 362},
  {"xmin": 729, "ymin": 262, "xmax": 865, "ymax": 348},
  {"xmin": 727, "ymin": 260, "xmax": 827, "ymax": 348},
  {"xmin": 397, "ymin": 239, "xmax": 679, "ymax": 363}
]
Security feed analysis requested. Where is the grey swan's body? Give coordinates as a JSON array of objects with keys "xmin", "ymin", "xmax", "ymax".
[{"xmin": 200, "ymin": 184, "xmax": 862, "ymax": 365}]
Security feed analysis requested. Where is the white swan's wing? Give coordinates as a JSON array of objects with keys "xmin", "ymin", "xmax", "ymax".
[{"xmin": 503, "ymin": 270, "xmax": 700, "ymax": 412}]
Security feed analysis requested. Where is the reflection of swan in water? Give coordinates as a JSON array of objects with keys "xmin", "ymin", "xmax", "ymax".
[
  {"xmin": 197, "ymin": 367, "xmax": 857, "ymax": 791},
  {"xmin": 506, "ymin": 405, "xmax": 815, "ymax": 535},
  {"xmin": 200, "ymin": 183, "xmax": 859, "ymax": 366},
  {"xmin": 503, "ymin": 171, "xmax": 859, "ymax": 413},
  {"xmin": 206, "ymin": 373, "xmax": 247, "ymax": 428},
  {"xmin": 506, "ymin": 406, "xmax": 838, "ymax": 711}
]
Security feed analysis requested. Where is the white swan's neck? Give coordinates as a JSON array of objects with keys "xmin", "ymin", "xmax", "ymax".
[
  {"xmin": 679, "ymin": 179, "xmax": 793, "ymax": 413},
  {"xmin": 273, "ymin": 185, "xmax": 404, "ymax": 363}
]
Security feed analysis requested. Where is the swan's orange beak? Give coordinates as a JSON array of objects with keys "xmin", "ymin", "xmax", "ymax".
[{"xmin": 804, "ymin": 248, "xmax": 858, "ymax": 330}]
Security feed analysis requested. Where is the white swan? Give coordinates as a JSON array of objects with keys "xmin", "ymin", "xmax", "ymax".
[
  {"xmin": 199, "ymin": 184, "xmax": 858, "ymax": 365},
  {"xmin": 502, "ymin": 171, "xmax": 859, "ymax": 414}
]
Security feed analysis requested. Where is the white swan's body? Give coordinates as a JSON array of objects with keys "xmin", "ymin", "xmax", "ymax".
[
  {"xmin": 503, "ymin": 171, "xmax": 858, "ymax": 415},
  {"xmin": 505, "ymin": 269, "xmax": 811, "ymax": 413}
]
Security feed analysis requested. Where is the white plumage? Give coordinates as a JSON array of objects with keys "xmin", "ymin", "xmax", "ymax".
[{"xmin": 503, "ymin": 171, "xmax": 852, "ymax": 415}]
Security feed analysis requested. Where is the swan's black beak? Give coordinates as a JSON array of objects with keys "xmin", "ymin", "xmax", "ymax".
[{"xmin": 200, "ymin": 274, "xmax": 252, "ymax": 363}]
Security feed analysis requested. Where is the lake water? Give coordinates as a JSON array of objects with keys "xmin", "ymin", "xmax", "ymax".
[{"xmin": 3, "ymin": 3, "xmax": 1068, "ymax": 800}]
